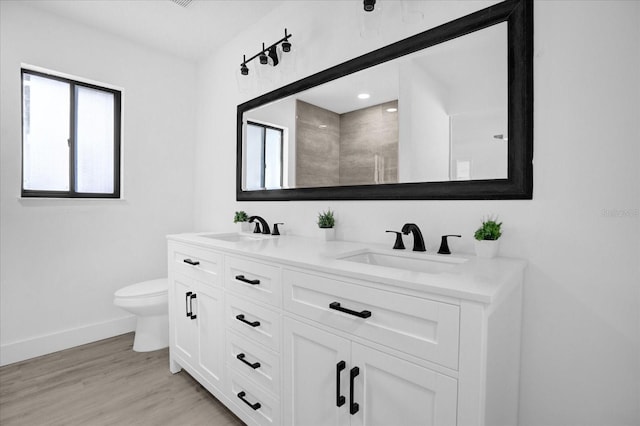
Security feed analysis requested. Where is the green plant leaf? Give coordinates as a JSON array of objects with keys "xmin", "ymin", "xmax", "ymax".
[
  {"xmin": 233, "ymin": 211, "xmax": 248, "ymax": 223},
  {"xmin": 474, "ymin": 217, "xmax": 502, "ymax": 240},
  {"xmin": 317, "ymin": 209, "xmax": 335, "ymax": 228}
]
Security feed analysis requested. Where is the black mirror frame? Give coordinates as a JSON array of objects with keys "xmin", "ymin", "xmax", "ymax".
[{"xmin": 237, "ymin": 0, "xmax": 532, "ymax": 201}]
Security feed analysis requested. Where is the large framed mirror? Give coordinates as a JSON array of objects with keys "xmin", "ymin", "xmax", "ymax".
[{"xmin": 237, "ymin": 0, "xmax": 532, "ymax": 201}]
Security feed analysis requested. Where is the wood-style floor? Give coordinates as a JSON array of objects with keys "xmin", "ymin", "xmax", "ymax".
[{"xmin": 0, "ymin": 333, "xmax": 244, "ymax": 425}]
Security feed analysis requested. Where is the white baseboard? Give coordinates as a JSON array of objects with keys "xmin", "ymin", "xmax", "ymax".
[{"xmin": 0, "ymin": 316, "xmax": 136, "ymax": 366}]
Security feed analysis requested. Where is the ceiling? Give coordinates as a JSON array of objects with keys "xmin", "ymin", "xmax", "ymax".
[
  {"xmin": 22, "ymin": 0, "xmax": 285, "ymax": 62},
  {"xmin": 294, "ymin": 21, "xmax": 507, "ymax": 115}
]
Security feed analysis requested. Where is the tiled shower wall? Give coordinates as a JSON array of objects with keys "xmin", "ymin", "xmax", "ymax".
[
  {"xmin": 295, "ymin": 99, "xmax": 398, "ymax": 187},
  {"xmin": 339, "ymin": 100, "xmax": 398, "ymax": 185},
  {"xmin": 295, "ymin": 100, "xmax": 340, "ymax": 187}
]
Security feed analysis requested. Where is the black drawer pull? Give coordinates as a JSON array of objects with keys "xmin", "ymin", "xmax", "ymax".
[
  {"xmin": 236, "ymin": 314, "xmax": 260, "ymax": 328},
  {"xmin": 185, "ymin": 292, "xmax": 192, "ymax": 318},
  {"xmin": 237, "ymin": 391, "xmax": 261, "ymax": 411},
  {"xmin": 237, "ymin": 353, "xmax": 261, "ymax": 369},
  {"xmin": 350, "ymin": 366, "xmax": 360, "ymax": 415},
  {"xmin": 183, "ymin": 258, "xmax": 200, "ymax": 266},
  {"xmin": 329, "ymin": 302, "xmax": 371, "ymax": 319},
  {"xmin": 189, "ymin": 293, "xmax": 197, "ymax": 320},
  {"xmin": 235, "ymin": 274, "xmax": 260, "ymax": 285},
  {"xmin": 336, "ymin": 360, "xmax": 346, "ymax": 407}
]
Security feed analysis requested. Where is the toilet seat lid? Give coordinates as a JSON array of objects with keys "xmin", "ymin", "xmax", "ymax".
[{"xmin": 115, "ymin": 278, "xmax": 168, "ymax": 298}]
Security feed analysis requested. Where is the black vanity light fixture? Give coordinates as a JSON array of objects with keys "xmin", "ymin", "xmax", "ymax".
[
  {"xmin": 240, "ymin": 29, "xmax": 293, "ymax": 76},
  {"xmin": 364, "ymin": 0, "xmax": 376, "ymax": 12}
]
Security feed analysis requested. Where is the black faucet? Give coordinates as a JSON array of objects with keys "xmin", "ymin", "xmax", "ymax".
[
  {"xmin": 248, "ymin": 216, "xmax": 271, "ymax": 235},
  {"xmin": 401, "ymin": 223, "xmax": 426, "ymax": 252},
  {"xmin": 385, "ymin": 231, "xmax": 405, "ymax": 250},
  {"xmin": 272, "ymin": 223, "xmax": 284, "ymax": 236},
  {"xmin": 438, "ymin": 235, "xmax": 461, "ymax": 255}
]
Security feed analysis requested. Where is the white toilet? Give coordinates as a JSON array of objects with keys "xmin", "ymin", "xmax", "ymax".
[{"xmin": 114, "ymin": 278, "xmax": 169, "ymax": 352}]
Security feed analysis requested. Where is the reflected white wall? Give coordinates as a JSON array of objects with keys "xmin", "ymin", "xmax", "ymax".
[{"xmin": 399, "ymin": 59, "xmax": 450, "ymax": 182}]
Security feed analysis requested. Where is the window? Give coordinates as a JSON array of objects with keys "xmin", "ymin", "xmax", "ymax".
[
  {"xmin": 245, "ymin": 122, "xmax": 283, "ymax": 190},
  {"xmin": 21, "ymin": 68, "xmax": 122, "ymax": 198}
]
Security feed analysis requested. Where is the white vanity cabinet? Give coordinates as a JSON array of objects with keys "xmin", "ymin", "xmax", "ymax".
[
  {"xmin": 167, "ymin": 234, "xmax": 525, "ymax": 426},
  {"xmin": 168, "ymin": 242, "xmax": 225, "ymax": 395},
  {"xmin": 283, "ymin": 318, "xmax": 458, "ymax": 426},
  {"xmin": 223, "ymin": 256, "xmax": 283, "ymax": 426},
  {"xmin": 282, "ymin": 269, "xmax": 460, "ymax": 425}
]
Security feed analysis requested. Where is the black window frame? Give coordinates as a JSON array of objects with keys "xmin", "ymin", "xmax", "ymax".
[
  {"xmin": 21, "ymin": 68, "xmax": 122, "ymax": 199},
  {"xmin": 246, "ymin": 121, "xmax": 284, "ymax": 190}
]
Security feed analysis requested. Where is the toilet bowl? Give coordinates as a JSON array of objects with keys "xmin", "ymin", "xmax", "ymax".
[{"xmin": 114, "ymin": 278, "xmax": 169, "ymax": 352}]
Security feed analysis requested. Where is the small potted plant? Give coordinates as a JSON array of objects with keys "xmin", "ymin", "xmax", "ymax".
[
  {"xmin": 317, "ymin": 209, "xmax": 336, "ymax": 241},
  {"xmin": 473, "ymin": 216, "xmax": 502, "ymax": 258},
  {"xmin": 233, "ymin": 211, "xmax": 250, "ymax": 232}
]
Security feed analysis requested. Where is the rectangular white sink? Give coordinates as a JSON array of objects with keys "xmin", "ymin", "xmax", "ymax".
[
  {"xmin": 199, "ymin": 232, "xmax": 267, "ymax": 243},
  {"xmin": 338, "ymin": 249, "xmax": 467, "ymax": 274}
]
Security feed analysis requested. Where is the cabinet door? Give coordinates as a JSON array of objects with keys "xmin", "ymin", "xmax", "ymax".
[
  {"xmin": 350, "ymin": 343, "xmax": 458, "ymax": 426},
  {"xmin": 196, "ymin": 286, "xmax": 224, "ymax": 389},
  {"xmin": 172, "ymin": 277, "xmax": 197, "ymax": 363},
  {"xmin": 283, "ymin": 318, "xmax": 350, "ymax": 426}
]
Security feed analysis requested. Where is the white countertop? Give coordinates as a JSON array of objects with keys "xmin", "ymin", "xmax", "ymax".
[{"xmin": 167, "ymin": 232, "xmax": 526, "ymax": 305}]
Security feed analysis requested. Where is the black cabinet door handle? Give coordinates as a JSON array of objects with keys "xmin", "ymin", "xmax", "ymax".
[
  {"xmin": 237, "ymin": 353, "xmax": 261, "ymax": 369},
  {"xmin": 235, "ymin": 274, "xmax": 260, "ymax": 285},
  {"xmin": 189, "ymin": 293, "xmax": 197, "ymax": 320},
  {"xmin": 237, "ymin": 391, "xmax": 261, "ymax": 410},
  {"xmin": 185, "ymin": 292, "xmax": 192, "ymax": 318},
  {"xmin": 183, "ymin": 258, "xmax": 200, "ymax": 266},
  {"xmin": 350, "ymin": 366, "xmax": 360, "ymax": 415},
  {"xmin": 336, "ymin": 360, "xmax": 346, "ymax": 407},
  {"xmin": 235, "ymin": 314, "xmax": 260, "ymax": 328},
  {"xmin": 329, "ymin": 302, "xmax": 372, "ymax": 319}
]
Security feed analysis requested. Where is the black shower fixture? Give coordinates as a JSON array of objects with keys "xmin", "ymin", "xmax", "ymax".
[
  {"xmin": 240, "ymin": 29, "xmax": 292, "ymax": 76},
  {"xmin": 364, "ymin": 0, "xmax": 376, "ymax": 12}
]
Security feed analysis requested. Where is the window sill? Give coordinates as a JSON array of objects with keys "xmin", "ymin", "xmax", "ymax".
[{"xmin": 18, "ymin": 197, "xmax": 127, "ymax": 205}]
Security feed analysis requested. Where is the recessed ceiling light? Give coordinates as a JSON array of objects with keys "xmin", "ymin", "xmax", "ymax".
[
  {"xmin": 357, "ymin": 93, "xmax": 370, "ymax": 99},
  {"xmin": 319, "ymin": 124, "xmax": 327, "ymax": 129},
  {"xmin": 386, "ymin": 108, "xmax": 398, "ymax": 112}
]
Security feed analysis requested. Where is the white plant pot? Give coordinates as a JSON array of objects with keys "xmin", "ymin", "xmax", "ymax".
[
  {"xmin": 318, "ymin": 227, "xmax": 335, "ymax": 241},
  {"xmin": 238, "ymin": 222, "xmax": 251, "ymax": 233},
  {"xmin": 474, "ymin": 239, "xmax": 500, "ymax": 258}
]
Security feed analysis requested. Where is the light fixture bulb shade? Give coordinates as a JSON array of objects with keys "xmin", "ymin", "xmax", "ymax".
[
  {"xmin": 259, "ymin": 53, "xmax": 268, "ymax": 64},
  {"xmin": 282, "ymin": 41, "xmax": 291, "ymax": 52},
  {"xmin": 240, "ymin": 64, "xmax": 249, "ymax": 75},
  {"xmin": 364, "ymin": 0, "xmax": 376, "ymax": 12}
]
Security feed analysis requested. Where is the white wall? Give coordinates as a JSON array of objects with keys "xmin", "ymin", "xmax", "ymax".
[
  {"xmin": 399, "ymin": 60, "xmax": 450, "ymax": 182},
  {"xmin": 0, "ymin": 2, "xmax": 196, "ymax": 365},
  {"xmin": 450, "ymin": 110, "xmax": 508, "ymax": 180},
  {"xmin": 195, "ymin": 1, "xmax": 639, "ymax": 425}
]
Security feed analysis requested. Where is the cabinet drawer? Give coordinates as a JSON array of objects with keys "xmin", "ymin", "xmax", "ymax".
[
  {"xmin": 226, "ymin": 294, "xmax": 281, "ymax": 353},
  {"xmin": 225, "ymin": 256, "xmax": 282, "ymax": 307},
  {"xmin": 171, "ymin": 243, "xmax": 222, "ymax": 288},
  {"xmin": 227, "ymin": 330, "xmax": 281, "ymax": 398},
  {"xmin": 283, "ymin": 270, "xmax": 460, "ymax": 370},
  {"xmin": 228, "ymin": 369, "xmax": 281, "ymax": 426}
]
